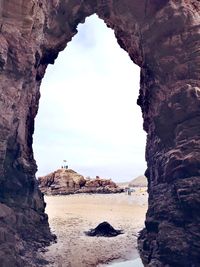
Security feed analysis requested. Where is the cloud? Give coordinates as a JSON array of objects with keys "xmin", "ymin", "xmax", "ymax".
[{"xmin": 33, "ymin": 14, "xmax": 146, "ymax": 182}]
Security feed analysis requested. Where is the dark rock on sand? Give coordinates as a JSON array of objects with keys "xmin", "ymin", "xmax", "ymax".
[{"xmin": 85, "ymin": 222, "xmax": 123, "ymax": 237}]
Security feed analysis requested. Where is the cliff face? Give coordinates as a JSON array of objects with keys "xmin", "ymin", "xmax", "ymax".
[{"xmin": 0, "ymin": 0, "xmax": 200, "ymax": 266}]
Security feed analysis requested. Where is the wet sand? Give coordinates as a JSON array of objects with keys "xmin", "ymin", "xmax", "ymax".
[{"xmin": 40, "ymin": 189, "xmax": 147, "ymax": 267}]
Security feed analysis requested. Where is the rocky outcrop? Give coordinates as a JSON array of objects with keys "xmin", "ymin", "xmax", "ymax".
[
  {"xmin": 0, "ymin": 200, "xmax": 54, "ymax": 267},
  {"xmin": 77, "ymin": 176, "xmax": 123, "ymax": 194},
  {"xmin": 38, "ymin": 169, "xmax": 123, "ymax": 195},
  {"xmin": 38, "ymin": 169, "xmax": 86, "ymax": 195},
  {"xmin": 0, "ymin": 0, "xmax": 200, "ymax": 266}
]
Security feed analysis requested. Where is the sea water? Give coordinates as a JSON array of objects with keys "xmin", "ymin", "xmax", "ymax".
[
  {"xmin": 98, "ymin": 256, "xmax": 144, "ymax": 267},
  {"xmin": 108, "ymin": 258, "xmax": 143, "ymax": 266}
]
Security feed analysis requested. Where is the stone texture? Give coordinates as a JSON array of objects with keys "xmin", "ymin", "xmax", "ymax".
[
  {"xmin": 38, "ymin": 169, "xmax": 86, "ymax": 195},
  {"xmin": 0, "ymin": 0, "xmax": 200, "ymax": 266},
  {"xmin": 77, "ymin": 176, "xmax": 124, "ymax": 194},
  {"xmin": 38, "ymin": 169, "xmax": 123, "ymax": 195}
]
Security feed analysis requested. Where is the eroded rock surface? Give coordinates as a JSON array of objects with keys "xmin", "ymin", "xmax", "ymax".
[
  {"xmin": 78, "ymin": 176, "xmax": 124, "ymax": 194},
  {"xmin": 0, "ymin": 0, "xmax": 200, "ymax": 266},
  {"xmin": 38, "ymin": 169, "xmax": 123, "ymax": 195}
]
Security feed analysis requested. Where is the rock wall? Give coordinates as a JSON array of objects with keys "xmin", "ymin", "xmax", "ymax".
[{"xmin": 0, "ymin": 0, "xmax": 199, "ymax": 266}]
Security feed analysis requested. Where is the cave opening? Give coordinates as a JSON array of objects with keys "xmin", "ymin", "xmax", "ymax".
[
  {"xmin": 33, "ymin": 14, "xmax": 146, "ymax": 182},
  {"xmin": 1, "ymin": 2, "xmax": 199, "ymax": 266},
  {"xmin": 33, "ymin": 14, "xmax": 147, "ymax": 266}
]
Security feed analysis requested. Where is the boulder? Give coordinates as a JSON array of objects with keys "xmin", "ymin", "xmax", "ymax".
[
  {"xmin": 38, "ymin": 169, "xmax": 86, "ymax": 195},
  {"xmin": 77, "ymin": 177, "xmax": 124, "ymax": 194},
  {"xmin": 85, "ymin": 222, "xmax": 123, "ymax": 237}
]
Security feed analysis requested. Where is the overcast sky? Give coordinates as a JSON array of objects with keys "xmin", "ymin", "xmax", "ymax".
[{"xmin": 33, "ymin": 14, "xmax": 147, "ymax": 182}]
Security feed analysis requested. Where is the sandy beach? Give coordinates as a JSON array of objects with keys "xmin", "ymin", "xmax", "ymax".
[{"xmin": 40, "ymin": 189, "xmax": 147, "ymax": 267}]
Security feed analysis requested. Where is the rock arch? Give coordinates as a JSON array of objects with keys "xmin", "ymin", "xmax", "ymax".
[{"xmin": 0, "ymin": 0, "xmax": 199, "ymax": 266}]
